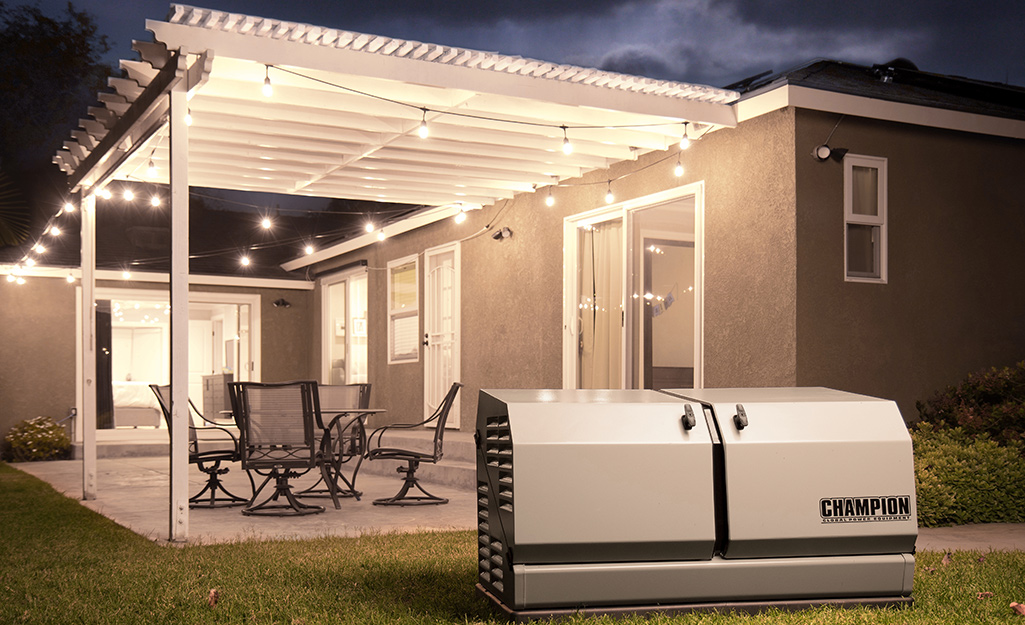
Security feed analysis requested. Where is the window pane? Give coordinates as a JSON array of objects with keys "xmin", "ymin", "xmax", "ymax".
[
  {"xmin": 391, "ymin": 314, "xmax": 418, "ymax": 360},
  {"xmin": 847, "ymin": 224, "xmax": 879, "ymax": 277},
  {"xmin": 852, "ymin": 166, "xmax": 878, "ymax": 216},
  {"xmin": 390, "ymin": 262, "xmax": 417, "ymax": 310}
]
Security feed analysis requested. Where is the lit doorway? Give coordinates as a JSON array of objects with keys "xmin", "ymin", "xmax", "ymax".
[
  {"xmin": 320, "ymin": 266, "xmax": 369, "ymax": 385},
  {"xmin": 563, "ymin": 184, "xmax": 703, "ymax": 390}
]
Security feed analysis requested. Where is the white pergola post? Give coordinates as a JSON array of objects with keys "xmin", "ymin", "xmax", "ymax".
[
  {"xmin": 80, "ymin": 192, "xmax": 97, "ymax": 500},
  {"xmin": 168, "ymin": 55, "xmax": 191, "ymax": 542}
]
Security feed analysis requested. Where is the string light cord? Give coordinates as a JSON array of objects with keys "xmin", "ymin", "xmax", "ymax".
[{"xmin": 270, "ymin": 65, "xmax": 697, "ymax": 134}]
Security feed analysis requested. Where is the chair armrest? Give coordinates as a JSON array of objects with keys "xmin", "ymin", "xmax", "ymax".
[{"xmin": 190, "ymin": 423, "xmax": 240, "ymax": 449}]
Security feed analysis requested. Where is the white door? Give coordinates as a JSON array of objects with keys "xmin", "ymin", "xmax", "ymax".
[{"xmin": 423, "ymin": 243, "xmax": 460, "ymax": 427}]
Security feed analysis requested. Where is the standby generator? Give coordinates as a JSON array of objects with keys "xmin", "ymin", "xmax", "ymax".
[{"xmin": 474, "ymin": 388, "xmax": 916, "ymax": 620}]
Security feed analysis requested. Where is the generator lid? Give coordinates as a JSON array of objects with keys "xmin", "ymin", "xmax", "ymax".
[{"xmin": 662, "ymin": 387, "xmax": 918, "ymax": 559}]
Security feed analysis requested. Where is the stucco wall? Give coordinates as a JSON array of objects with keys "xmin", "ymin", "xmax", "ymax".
[
  {"xmin": 0, "ymin": 277, "xmax": 78, "ymax": 449},
  {"xmin": 794, "ymin": 109, "xmax": 1025, "ymax": 418},
  {"xmin": 312, "ymin": 108, "xmax": 802, "ymax": 428}
]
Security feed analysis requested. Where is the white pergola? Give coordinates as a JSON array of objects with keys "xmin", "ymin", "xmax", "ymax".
[{"xmin": 56, "ymin": 3, "xmax": 738, "ymax": 541}]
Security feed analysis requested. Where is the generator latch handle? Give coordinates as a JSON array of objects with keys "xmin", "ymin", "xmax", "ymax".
[
  {"xmin": 682, "ymin": 405, "xmax": 696, "ymax": 430},
  {"xmin": 733, "ymin": 404, "xmax": 749, "ymax": 430}
]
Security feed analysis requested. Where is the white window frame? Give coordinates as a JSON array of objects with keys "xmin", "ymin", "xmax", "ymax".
[
  {"xmin": 319, "ymin": 264, "xmax": 369, "ymax": 384},
  {"xmin": 387, "ymin": 254, "xmax": 420, "ymax": 364},
  {"xmin": 844, "ymin": 154, "xmax": 888, "ymax": 283}
]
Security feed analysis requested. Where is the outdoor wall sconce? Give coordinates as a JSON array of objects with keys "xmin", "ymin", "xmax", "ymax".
[
  {"xmin": 272, "ymin": 298, "xmax": 291, "ymax": 308},
  {"xmin": 492, "ymin": 227, "xmax": 513, "ymax": 241},
  {"xmin": 811, "ymin": 144, "xmax": 849, "ymax": 162}
]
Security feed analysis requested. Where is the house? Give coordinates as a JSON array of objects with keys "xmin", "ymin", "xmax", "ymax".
[{"xmin": 2, "ymin": 5, "xmax": 1024, "ymax": 539}]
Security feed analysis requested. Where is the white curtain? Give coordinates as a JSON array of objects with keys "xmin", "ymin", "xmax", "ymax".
[{"xmin": 579, "ymin": 221, "xmax": 623, "ymax": 388}]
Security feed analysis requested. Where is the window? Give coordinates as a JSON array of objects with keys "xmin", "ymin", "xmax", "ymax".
[
  {"xmin": 388, "ymin": 255, "xmax": 419, "ymax": 363},
  {"xmin": 844, "ymin": 154, "xmax": 887, "ymax": 282}
]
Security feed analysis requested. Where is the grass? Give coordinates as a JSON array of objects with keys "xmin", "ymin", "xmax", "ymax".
[{"xmin": 1, "ymin": 463, "xmax": 1024, "ymax": 624}]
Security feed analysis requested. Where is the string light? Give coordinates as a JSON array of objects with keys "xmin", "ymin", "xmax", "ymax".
[
  {"xmin": 184, "ymin": 109, "xmax": 193, "ymax": 126},
  {"xmin": 123, "ymin": 189, "xmax": 134, "ymax": 201},
  {"xmin": 304, "ymin": 244, "xmax": 314, "ymax": 255},
  {"xmin": 680, "ymin": 121, "xmax": 691, "ymax": 150},
  {"xmin": 240, "ymin": 255, "xmax": 251, "ymax": 267},
  {"xmin": 675, "ymin": 158, "xmax": 684, "ymax": 177},
  {"xmin": 561, "ymin": 126, "xmax": 572, "ymax": 155},
  {"xmin": 376, "ymin": 230, "xmax": 386, "ymax": 241},
  {"xmin": 261, "ymin": 217, "xmax": 272, "ymax": 229},
  {"xmin": 365, "ymin": 222, "xmax": 375, "ymax": 233},
  {"xmin": 32, "ymin": 243, "xmax": 46, "ymax": 253},
  {"xmin": 147, "ymin": 159, "xmax": 158, "ymax": 177},
  {"xmin": 24, "ymin": 257, "xmax": 36, "ymax": 267},
  {"xmin": 454, "ymin": 211, "xmax": 467, "ymax": 224},
  {"xmin": 6, "ymin": 274, "xmax": 15, "ymax": 283},
  {"xmin": 262, "ymin": 65, "xmax": 273, "ymax": 98},
  {"xmin": 545, "ymin": 186, "xmax": 555, "ymax": 207},
  {"xmin": 49, "ymin": 226, "xmax": 61, "ymax": 237},
  {"xmin": 605, "ymin": 180, "xmax": 614, "ymax": 204},
  {"xmin": 150, "ymin": 195, "xmax": 161, "ymax": 207},
  {"xmin": 99, "ymin": 188, "xmax": 112, "ymax": 200},
  {"xmin": 418, "ymin": 108, "xmax": 429, "ymax": 139},
  {"xmin": 63, "ymin": 202, "xmax": 75, "ymax": 213},
  {"xmin": 66, "ymin": 273, "xmax": 76, "ymax": 283},
  {"xmin": 122, "ymin": 270, "xmax": 131, "ymax": 279}
]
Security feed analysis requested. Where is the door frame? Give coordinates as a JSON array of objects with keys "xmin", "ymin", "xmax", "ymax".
[
  {"xmin": 319, "ymin": 264, "xmax": 369, "ymax": 384},
  {"xmin": 562, "ymin": 182, "xmax": 705, "ymax": 390},
  {"xmin": 423, "ymin": 241, "xmax": 461, "ymax": 427}
]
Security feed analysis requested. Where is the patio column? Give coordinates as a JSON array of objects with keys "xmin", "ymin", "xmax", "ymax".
[
  {"xmin": 168, "ymin": 57, "xmax": 190, "ymax": 542},
  {"xmin": 80, "ymin": 192, "xmax": 96, "ymax": 500}
]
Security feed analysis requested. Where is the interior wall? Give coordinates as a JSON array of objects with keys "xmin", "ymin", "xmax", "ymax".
[
  {"xmin": 0, "ymin": 277, "xmax": 78, "ymax": 448},
  {"xmin": 794, "ymin": 109, "xmax": 1025, "ymax": 419}
]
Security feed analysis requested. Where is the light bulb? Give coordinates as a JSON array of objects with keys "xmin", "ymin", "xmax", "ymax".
[
  {"xmin": 262, "ymin": 65, "xmax": 273, "ymax": 97},
  {"xmin": 150, "ymin": 195, "xmax": 161, "ymax": 207},
  {"xmin": 184, "ymin": 111, "xmax": 193, "ymax": 126},
  {"xmin": 6, "ymin": 274, "xmax": 15, "ymax": 283},
  {"xmin": 680, "ymin": 121, "xmax": 691, "ymax": 150},
  {"xmin": 365, "ymin": 222, "xmax": 375, "ymax": 233},
  {"xmin": 16, "ymin": 277, "xmax": 25, "ymax": 285},
  {"xmin": 454, "ymin": 211, "xmax": 467, "ymax": 224},
  {"xmin": 561, "ymin": 126, "xmax": 572, "ymax": 155},
  {"xmin": 418, "ymin": 108, "xmax": 429, "ymax": 139},
  {"xmin": 147, "ymin": 160, "xmax": 157, "ymax": 177},
  {"xmin": 123, "ymin": 189, "xmax": 134, "ymax": 201},
  {"xmin": 545, "ymin": 190, "xmax": 555, "ymax": 207},
  {"xmin": 377, "ymin": 230, "xmax": 386, "ymax": 241},
  {"xmin": 24, "ymin": 257, "xmax": 35, "ymax": 267},
  {"xmin": 674, "ymin": 160, "xmax": 684, "ymax": 177},
  {"xmin": 33, "ymin": 244, "xmax": 45, "ymax": 253},
  {"xmin": 241, "ymin": 256, "xmax": 251, "ymax": 267},
  {"xmin": 64, "ymin": 202, "xmax": 76, "ymax": 213},
  {"xmin": 50, "ymin": 226, "xmax": 61, "ymax": 236},
  {"xmin": 605, "ymin": 181, "xmax": 614, "ymax": 204},
  {"xmin": 261, "ymin": 217, "xmax": 272, "ymax": 229},
  {"xmin": 66, "ymin": 274, "xmax": 76, "ymax": 283},
  {"xmin": 122, "ymin": 270, "xmax": 131, "ymax": 279},
  {"xmin": 99, "ymin": 189, "xmax": 112, "ymax": 200},
  {"xmin": 304, "ymin": 244, "xmax": 314, "ymax": 255}
]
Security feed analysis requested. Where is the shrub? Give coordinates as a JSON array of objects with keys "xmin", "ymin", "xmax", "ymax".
[
  {"xmin": 912, "ymin": 422, "xmax": 1025, "ymax": 526},
  {"xmin": 3, "ymin": 416, "xmax": 71, "ymax": 462},
  {"xmin": 916, "ymin": 361, "xmax": 1025, "ymax": 447}
]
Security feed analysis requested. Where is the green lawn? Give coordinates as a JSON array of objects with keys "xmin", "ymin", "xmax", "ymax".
[{"xmin": 2, "ymin": 462, "xmax": 1024, "ymax": 624}]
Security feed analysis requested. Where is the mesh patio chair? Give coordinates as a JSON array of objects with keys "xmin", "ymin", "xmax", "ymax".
[
  {"xmin": 149, "ymin": 384, "xmax": 254, "ymax": 508},
  {"xmin": 236, "ymin": 381, "xmax": 340, "ymax": 516},
  {"xmin": 366, "ymin": 382, "xmax": 462, "ymax": 506},
  {"xmin": 297, "ymin": 383, "xmax": 372, "ymax": 501}
]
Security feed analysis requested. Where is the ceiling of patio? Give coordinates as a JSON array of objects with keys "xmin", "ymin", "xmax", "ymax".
[{"xmin": 55, "ymin": 5, "xmax": 739, "ymax": 212}]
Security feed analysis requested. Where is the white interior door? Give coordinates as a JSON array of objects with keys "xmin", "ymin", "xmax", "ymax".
[{"xmin": 424, "ymin": 243, "xmax": 460, "ymax": 427}]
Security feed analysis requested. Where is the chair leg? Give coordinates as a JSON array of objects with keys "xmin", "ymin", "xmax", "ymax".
[
  {"xmin": 190, "ymin": 460, "xmax": 249, "ymax": 508},
  {"xmin": 373, "ymin": 459, "xmax": 449, "ymax": 506},
  {"xmin": 243, "ymin": 467, "xmax": 325, "ymax": 516}
]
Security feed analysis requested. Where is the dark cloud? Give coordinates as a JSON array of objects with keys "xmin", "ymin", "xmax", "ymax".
[{"xmin": 598, "ymin": 47, "xmax": 675, "ymax": 80}]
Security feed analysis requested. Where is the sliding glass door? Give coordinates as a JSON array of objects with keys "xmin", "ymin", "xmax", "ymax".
[{"xmin": 564, "ymin": 186, "xmax": 701, "ymax": 390}]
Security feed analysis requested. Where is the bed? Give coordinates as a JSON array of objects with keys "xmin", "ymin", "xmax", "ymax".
[{"xmin": 112, "ymin": 381, "xmax": 163, "ymax": 428}]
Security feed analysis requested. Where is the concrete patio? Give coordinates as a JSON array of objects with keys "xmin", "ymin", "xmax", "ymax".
[{"xmin": 15, "ymin": 432, "xmax": 477, "ymax": 544}]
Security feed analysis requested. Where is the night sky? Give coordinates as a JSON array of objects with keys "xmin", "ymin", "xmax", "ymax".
[{"xmin": 31, "ymin": 0, "xmax": 1025, "ymax": 89}]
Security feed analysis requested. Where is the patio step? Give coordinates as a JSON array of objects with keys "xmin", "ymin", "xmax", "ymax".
[{"xmin": 357, "ymin": 429, "xmax": 477, "ymax": 490}]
